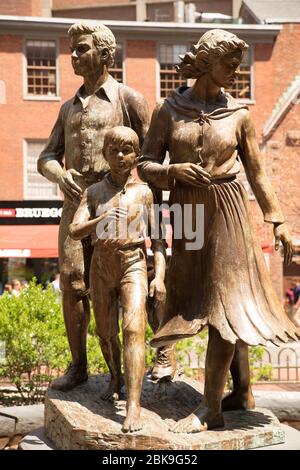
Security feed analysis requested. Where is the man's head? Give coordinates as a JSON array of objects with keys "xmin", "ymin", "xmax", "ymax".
[
  {"xmin": 68, "ymin": 22, "xmax": 116, "ymax": 76},
  {"xmin": 103, "ymin": 127, "xmax": 140, "ymax": 176}
]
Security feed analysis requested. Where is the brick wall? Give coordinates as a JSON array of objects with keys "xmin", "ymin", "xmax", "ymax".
[
  {"xmin": 52, "ymin": 5, "xmax": 136, "ymax": 21},
  {"xmin": 0, "ymin": 35, "xmax": 81, "ymax": 200},
  {"xmin": 53, "ymin": 0, "xmax": 130, "ymax": 8},
  {"xmin": 0, "ymin": 0, "xmax": 42, "ymax": 16},
  {"xmin": 126, "ymin": 40, "xmax": 157, "ymax": 110},
  {"xmin": 194, "ymin": 0, "xmax": 232, "ymax": 15},
  {"xmin": 146, "ymin": 3, "xmax": 174, "ymax": 22}
]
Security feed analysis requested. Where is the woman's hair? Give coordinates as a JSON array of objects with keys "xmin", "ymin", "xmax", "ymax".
[
  {"xmin": 68, "ymin": 22, "xmax": 116, "ymax": 68},
  {"xmin": 176, "ymin": 29, "xmax": 248, "ymax": 79}
]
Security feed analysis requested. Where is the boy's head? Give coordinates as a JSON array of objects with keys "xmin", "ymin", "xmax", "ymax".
[{"xmin": 103, "ymin": 126, "xmax": 140, "ymax": 175}]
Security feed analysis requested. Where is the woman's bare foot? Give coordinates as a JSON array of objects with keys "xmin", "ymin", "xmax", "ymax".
[
  {"xmin": 170, "ymin": 407, "xmax": 224, "ymax": 433},
  {"xmin": 122, "ymin": 403, "xmax": 143, "ymax": 433},
  {"xmin": 222, "ymin": 389, "xmax": 255, "ymax": 411},
  {"xmin": 101, "ymin": 376, "xmax": 124, "ymax": 402}
]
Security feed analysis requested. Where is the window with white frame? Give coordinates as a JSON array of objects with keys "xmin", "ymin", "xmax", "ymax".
[
  {"xmin": 25, "ymin": 141, "xmax": 60, "ymax": 200},
  {"xmin": 226, "ymin": 46, "xmax": 253, "ymax": 101},
  {"xmin": 110, "ymin": 43, "xmax": 124, "ymax": 83},
  {"xmin": 159, "ymin": 44, "xmax": 188, "ymax": 98},
  {"xmin": 25, "ymin": 40, "xmax": 58, "ymax": 97}
]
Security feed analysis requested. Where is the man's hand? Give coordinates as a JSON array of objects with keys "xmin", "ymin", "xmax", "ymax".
[
  {"xmin": 274, "ymin": 222, "xmax": 293, "ymax": 265},
  {"xmin": 169, "ymin": 163, "xmax": 211, "ymax": 187},
  {"xmin": 149, "ymin": 277, "xmax": 166, "ymax": 307},
  {"xmin": 58, "ymin": 169, "xmax": 83, "ymax": 202}
]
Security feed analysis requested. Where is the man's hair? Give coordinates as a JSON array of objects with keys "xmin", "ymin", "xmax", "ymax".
[
  {"xmin": 103, "ymin": 127, "xmax": 140, "ymax": 161},
  {"xmin": 68, "ymin": 22, "xmax": 116, "ymax": 67}
]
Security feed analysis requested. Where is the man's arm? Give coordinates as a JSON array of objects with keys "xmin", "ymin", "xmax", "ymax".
[
  {"xmin": 37, "ymin": 103, "xmax": 66, "ymax": 183},
  {"xmin": 38, "ymin": 102, "xmax": 83, "ymax": 202}
]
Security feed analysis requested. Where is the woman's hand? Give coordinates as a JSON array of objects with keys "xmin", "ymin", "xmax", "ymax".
[
  {"xmin": 274, "ymin": 222, "xmax": 294, "ymax": 265},
  {"xmin": 58, "ymin": 169, "xmax": 83, "ymax": 202},
  {"xmin": 169, "ymin": 163, "xmax": 211, "ymax": 187}
]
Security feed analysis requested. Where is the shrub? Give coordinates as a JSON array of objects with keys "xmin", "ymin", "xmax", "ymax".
[{"xmin": 0, "ymin": 279, "xmax": 108, "ymax": 403}]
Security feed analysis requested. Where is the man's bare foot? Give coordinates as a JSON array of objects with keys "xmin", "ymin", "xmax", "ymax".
[
  {"xmin": 222, "ymin": 390, "xmax": 255, "ymax": 411},
  {"xmin": 122, "ymin": 404, "xmax": 143, "ymax": 433},
  {"xmin": 170, "ymin": 407, "xmax": 224, "ymax": 433},
  {"xmin": 101, "ymin": 376, "xmax": 124, "ymax": 402}
]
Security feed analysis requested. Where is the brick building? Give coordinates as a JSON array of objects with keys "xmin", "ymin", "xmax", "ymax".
[{"xmin": 0, "ymin": 0, "xmax": 299, "ymax": 298}]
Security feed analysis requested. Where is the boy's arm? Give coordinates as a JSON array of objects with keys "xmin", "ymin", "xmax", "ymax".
[
  {"xmin": 145, "ymin": 188, "xmax": 167, "ymax": 301},
  {"xmin": 70, "ymin": 190, "xmax": 126, "ymax": 241},
  {"xmin": 69, "ymin": 189, "xmax": 95, "ymax": 240}
]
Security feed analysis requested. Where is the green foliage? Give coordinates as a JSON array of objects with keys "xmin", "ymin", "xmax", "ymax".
[
  {"xmin": 256, "ymin": 363, "xmax": 273, "ymax": 382},
  {"xmin": 226, "ymin": 345, "xmax": 273, "ymax": 390},
  {"xmin": 0, "ymin": 279, "xmax": 109, "ymax": 403},
  {"xmin": 0, "ymin": 279, "xmax": 69, "ymax": 402}
]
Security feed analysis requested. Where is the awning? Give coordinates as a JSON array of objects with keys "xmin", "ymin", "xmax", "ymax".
[
  {"xmin": 0, "ymin": 225, "xmax": 59, "ymax": 258},
  {"xmin": 0, "ymin": 224, "xmax": 273, "ymax": 258}
]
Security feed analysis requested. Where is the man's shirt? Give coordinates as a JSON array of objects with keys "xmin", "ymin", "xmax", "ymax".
[{"xmin": 38, "ymin": 75, "xmax": 149, "ymax": 179}]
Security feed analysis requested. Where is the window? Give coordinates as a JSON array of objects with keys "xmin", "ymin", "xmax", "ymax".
[
  {"xmin": 226, "ymin": 46, "xmax": 253, "ymax": 101},
  {"xmin": 110, "ymin": 43, "xmax": 124, "ymax": 83},
  {"xmin": 25, "ymin": 141, "xmax": 60, "ymax": 200},
  {"xmin": 25, "ymin": 40, "xmax": 58, "ymax": 97},
  {"xmin": 159, "ymin": 44, "xmax": 188, "ymax": 98}
]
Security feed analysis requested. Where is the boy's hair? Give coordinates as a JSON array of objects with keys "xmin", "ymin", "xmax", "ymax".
[{"xmin": 103, "ymin": 126, "xmax": 140, "ymax": 160}]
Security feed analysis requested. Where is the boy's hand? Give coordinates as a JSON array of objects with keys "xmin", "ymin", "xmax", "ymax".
[{"xmin": 149, "ymin": 277, "xmax": 166, "ymax": 305}]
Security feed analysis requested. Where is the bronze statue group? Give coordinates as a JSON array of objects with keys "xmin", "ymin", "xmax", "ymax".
[{"xmin": 38, "ymin": 23, "xmax": 300, "ymax": 434}]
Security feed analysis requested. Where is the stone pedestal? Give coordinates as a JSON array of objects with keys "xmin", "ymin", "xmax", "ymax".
[{"xmin": 45, "ymin": 374, "xmax": 285, "ymax": 450}]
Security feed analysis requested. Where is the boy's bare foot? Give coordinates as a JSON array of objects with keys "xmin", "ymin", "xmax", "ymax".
[
  {"xmin": 170, "ymin": 406, "xmax": 224, "ymax": 433},
  {"xmin": 122, "ymin": 404, "xmax": 143, "ymax": 433},
  {"xmin": 222, "ymin": 390, "xmax": 255, "ymax": 411},
  {"xmin": 101, "ymin": 376, "xmax": 124, "ymax": 402}
]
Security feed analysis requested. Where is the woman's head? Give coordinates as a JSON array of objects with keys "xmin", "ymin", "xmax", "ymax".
[{"xmin": 176, "ymin": 29, "xmax": 248, "ymax": 87}]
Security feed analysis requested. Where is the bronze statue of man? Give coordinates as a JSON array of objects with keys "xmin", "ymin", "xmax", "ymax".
[
  {"xmin": 138, "ymin": 29, "xmax": 299, "ymax": 433},
  {"xmin": 37, "ymin": 22, "xmax": 153, "ymax": 391}
]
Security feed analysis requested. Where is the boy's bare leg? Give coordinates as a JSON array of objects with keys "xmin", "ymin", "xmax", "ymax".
[
  {"xmin": 121, "ymin": 276, "xmax": 147, "ymax": 433},
  {"xmin": 122, "ymin": 324, "xmax": 145, "ymax": 432},
  {"xmin": 222, "ymin": 341, "xmax": 255, "ymax": 411},
  {"xmin": 170, "ymin": 326, "xmax": 235, "ymax": 433},
  {"xmin": 92, "ymin": 283, "xmax": 124, "ymax": 401}
]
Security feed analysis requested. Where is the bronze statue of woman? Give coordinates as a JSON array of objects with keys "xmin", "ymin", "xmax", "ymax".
[{"xmin": 138, "ymin": 29, "xmax": 300, "ymax": 433}]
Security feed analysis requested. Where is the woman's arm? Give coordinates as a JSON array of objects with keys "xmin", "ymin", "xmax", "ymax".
[
  {"xmin": 137, "ymin": 102, "xmax": 170, "ymax": 190},
  {"xmin": 238, "ymin": 110, "xmax": 293, "ymax": 264},
  {"xmin": 138, "ymin": 101, "xmax": 211, "ymax": 190}
]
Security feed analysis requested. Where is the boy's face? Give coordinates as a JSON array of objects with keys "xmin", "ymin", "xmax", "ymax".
[{"xmin": 106, "ymin": 139, "xmax": 136, "ymax": 176}]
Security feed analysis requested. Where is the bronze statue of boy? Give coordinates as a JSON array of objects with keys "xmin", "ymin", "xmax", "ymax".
[{"xmin": 69, "ymin": 126, "xmax": 167, "ymax": 432}]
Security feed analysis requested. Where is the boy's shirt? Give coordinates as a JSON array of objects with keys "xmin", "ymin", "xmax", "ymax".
[{"xmin": 72, "ymin": 174, "xmax": 165, "ymax": 252}]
